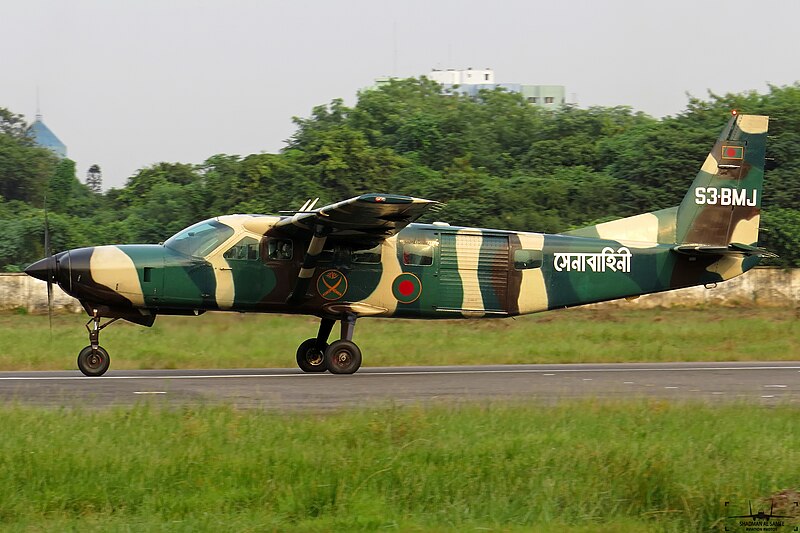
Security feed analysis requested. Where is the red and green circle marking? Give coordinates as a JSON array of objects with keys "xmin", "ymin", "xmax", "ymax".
[
  {"xmin": 722, "ymin": 145, "xmax": 744, "ymax": 159},
  {"xmin": 392, "ymin": 273, "xmax": 422, "ymax": 304},
  {"xmin": 317, "ymin": 269, "xmax": 348, "ymax": 301}
]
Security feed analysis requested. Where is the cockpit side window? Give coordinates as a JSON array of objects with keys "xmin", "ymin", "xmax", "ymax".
[
  {"xmin": 164, "ymin": 220, "xmax": 234, "ymax": 257},
  {"xmin": 266, "ymin": 239, "xmax": 293, "ymax": 260},
  {"xmin": 224, "ymin": 237, "xmax": 260, "ymax": 261}
]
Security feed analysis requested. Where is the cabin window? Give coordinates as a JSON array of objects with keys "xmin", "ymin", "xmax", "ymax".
[
  {"xmin": 402, "ymin": 243, "xmax": 434, "ymax": 266},
  {"xmin": 224, "ymin": 236, "xmax": 260, "ymax": 261},
  {"xmin": 352, "ymin": 244, "xmax": 382, "ymax": 264},
  {"xmin": 164, "ymin": 219, "xmax": 234, "ymax": 257},
  {"xmin": 266, "ymin": 239, "xmax": 293, "ymax": 260},
  {"xmin": 514, "ymin": 249, "xmax": 543, "ymax": 270}
]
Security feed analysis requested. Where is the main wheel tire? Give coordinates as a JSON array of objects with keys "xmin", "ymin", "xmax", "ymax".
[
  {"xmin": 296, "ymin": 338, "xmax": 328, "ymax": 373},
  {"xmin": 324, "ymin": 340, "xmax": 362, "ymax": 375},
  {"xmin": 77, "ymin": 345, "xmax": 110, "ymax": 377}
]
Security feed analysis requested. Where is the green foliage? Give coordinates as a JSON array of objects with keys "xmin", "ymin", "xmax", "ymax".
[
  {"xmin": 761, "ymin": 208, "xmax": 800, "ymax": 267},
  {"xmin": 1, "ymin": 82, "xmax": 799, "ymax": 269},
  {"xmin": 0, "ymin": 127, "xmax": 57, "ymax": 204},
  {"xmin": 0, "ymin": 107, "xmax": 33, "ymax": 141}
]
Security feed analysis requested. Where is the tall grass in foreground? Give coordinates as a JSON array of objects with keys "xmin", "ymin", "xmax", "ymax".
[
  {"xmin": 0, "ymin": 307, "xmax": 797, "ymax": 371},
  {"xmin": 0, "ymin": 400, "xmax": 797, "ymax": 532}
]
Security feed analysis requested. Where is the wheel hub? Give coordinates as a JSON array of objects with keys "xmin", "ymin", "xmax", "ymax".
[{"xmin": 306, "ymin": 350, "xmax": 323, "ymax": 366}]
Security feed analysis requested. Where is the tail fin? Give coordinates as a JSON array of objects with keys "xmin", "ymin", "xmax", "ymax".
[
  {"xmin": 567, "ymin": 113, "xmax": 769, "ymax": 246},
  {"xmin": 676, "ymin": 113, "xmax": 768, "ymax": 246}
]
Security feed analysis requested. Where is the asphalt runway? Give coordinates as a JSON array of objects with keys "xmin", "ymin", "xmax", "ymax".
[{"xmin": 0, "ymin": 362, "xmax": 799, "ymax": 410}]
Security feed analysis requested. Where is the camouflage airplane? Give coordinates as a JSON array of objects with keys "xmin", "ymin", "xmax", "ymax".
[{"xmin": 26, "ymin": 112, "xmax": 774, "ymax": 376}]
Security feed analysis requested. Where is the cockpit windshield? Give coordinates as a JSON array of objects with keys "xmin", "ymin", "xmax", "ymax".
[{"xmin": 164, "ymin": 219, "xmax": 234, "ymax": 257}]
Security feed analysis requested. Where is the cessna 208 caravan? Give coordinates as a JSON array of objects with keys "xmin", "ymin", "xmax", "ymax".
[{"xmin": 26, "ymin": 113, "xmax": 773, "ymax": 376}]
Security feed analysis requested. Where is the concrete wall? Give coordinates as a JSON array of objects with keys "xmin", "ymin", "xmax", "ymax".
[
  {"xmin": 1, "ymin": 269, "xmax": 797, "ymax": 314},
  {"xmin": 601, "ymin": 268, "xmax": 799, "ymax": 309},
  {"xmin": 0, "ymin": 273, "xmax": 83, "ymax": 313}
]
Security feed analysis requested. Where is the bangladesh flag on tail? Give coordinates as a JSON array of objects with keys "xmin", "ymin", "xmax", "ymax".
[{"xmin": 721, "ymin": 145, "xmax": 744, "ymax": 159}]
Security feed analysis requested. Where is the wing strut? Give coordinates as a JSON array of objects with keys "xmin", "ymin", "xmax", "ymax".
[{"xmin": 286, "ymin": 224, "xmax": 330, "ymax": 304}]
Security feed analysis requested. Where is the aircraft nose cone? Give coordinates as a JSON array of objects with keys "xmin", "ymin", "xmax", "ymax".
[{"xmin": 25, "ymin": 256, "xmax": 55, "ymax": 282}]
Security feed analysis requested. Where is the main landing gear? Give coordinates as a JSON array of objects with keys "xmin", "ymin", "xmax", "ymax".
[
  {"xmin": 295, "ymin": 315, "xmax": 362, "ymax": 375},
  {"xmin": 77, "ymin": 311, "xmax": 118, "ymax": 377}
]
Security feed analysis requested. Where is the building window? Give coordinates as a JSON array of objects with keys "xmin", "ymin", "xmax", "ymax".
[
  {"xmin": 545, "ymin": 97, "xmax": 555, "ymax": 104},
  {"xmin": 527, "ymin": 97, "xmax": 538, "ymax": 103},
  {"xmin": 484, "ymin": 73, "xmax": 490, "ymax": 81}
]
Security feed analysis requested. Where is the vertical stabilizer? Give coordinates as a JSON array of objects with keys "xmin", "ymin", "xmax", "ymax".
[{"xmin": 676, "ymin": 113, "xmax": 769, "ymax": 246}]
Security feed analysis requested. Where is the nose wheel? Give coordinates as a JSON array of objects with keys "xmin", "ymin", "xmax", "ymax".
[
  {"xmin": 78, "ymin": 312, "xmax": 119, "ymax": 377},
  {"xmin": 77, "ymin": 345, "xmax": 110, "ymax": 377}
]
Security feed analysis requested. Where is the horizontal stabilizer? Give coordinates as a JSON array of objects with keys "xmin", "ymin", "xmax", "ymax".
[{"xmin": 672, "ymin": 242, "xmax": 778, "ymax": 258}]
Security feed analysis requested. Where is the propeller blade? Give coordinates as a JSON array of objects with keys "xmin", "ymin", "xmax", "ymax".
[
  {"xmin": 44, "ymin": 197, "xmax": 53, "ymax": 334},
  {"xmin": 44, "ymin": 196, "xmax": 50, "ymax": 257},
  {"xmin": 46, "ymin": 273, "xmax": 53, "ymax": 334}
]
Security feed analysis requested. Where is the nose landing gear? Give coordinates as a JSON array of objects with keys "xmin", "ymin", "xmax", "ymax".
[{"xmin": 77, "ymin": 312, "xmax": 118, "ymax": 377}]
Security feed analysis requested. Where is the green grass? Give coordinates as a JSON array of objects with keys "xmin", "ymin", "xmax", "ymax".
[
  {"xmin": 0, "ymin": 400, "xmax": 798, "ymax": 531},
  {"xmin": 0, "ymin": 307, "xmax": 797, "ymax": 371}
]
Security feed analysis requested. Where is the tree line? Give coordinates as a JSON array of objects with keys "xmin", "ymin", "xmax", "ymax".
[{"xmin": 1, "ymin": 78, "xmax": 799, "ymax": 271}]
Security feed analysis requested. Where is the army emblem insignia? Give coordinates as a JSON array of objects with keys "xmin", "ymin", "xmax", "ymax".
[
  {"xmin": 392, "ymin": 273, "xmax": 422, "ymax": 304},
  {"xmin": 317, "ymin": 270, "xmax": 348, "ymax": 300}
]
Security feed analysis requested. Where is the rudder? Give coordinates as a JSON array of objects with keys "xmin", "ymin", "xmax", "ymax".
[{"xmin": 675, "ymin": 113, "xmax": 769, "ymax": 246}]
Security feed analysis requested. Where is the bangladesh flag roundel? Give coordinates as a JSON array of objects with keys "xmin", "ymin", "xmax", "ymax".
[{"xmin": 392, "ymin": 273, "xmax": 422, "ymax": 304}]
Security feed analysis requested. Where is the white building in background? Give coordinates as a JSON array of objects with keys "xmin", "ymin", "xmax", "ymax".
[
  {"xmin": 369, "ymin": 68, "xmax": 566, "ymax": 109},
  {"xmin": 427, "ymin": 68, "xmax": 565, "ymax": 109},
  {"xmin": 427, "ymin": 68, "xmax": 495, "ymax": 86}
]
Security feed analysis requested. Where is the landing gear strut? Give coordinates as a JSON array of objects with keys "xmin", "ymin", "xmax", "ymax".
[
  {"xmin": 77, "ymin": 311, "xmax": 118, "ymax": 377},
  {"xmin": 295, "ymin": 315, "xmax": 362, "ymax": 375}
]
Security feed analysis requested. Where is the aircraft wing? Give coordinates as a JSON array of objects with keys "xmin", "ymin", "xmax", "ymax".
[
  {"xmin": 275, "ymin": 193, "xmax": 440, "ymax": 243},
  {"xmin": 276, "ymin": 193, "xmax": 440, "ymax": 304}
]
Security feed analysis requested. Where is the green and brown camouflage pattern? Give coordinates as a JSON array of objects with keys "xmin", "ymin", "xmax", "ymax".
[{"xmin": 29, "ymin": 114, "xmax": 771, "ymax": 325}]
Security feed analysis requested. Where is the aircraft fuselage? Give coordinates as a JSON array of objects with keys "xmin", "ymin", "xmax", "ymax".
[{"xmin": 33, "ymin": 218, "xmax": 754, "ymax": 323}]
